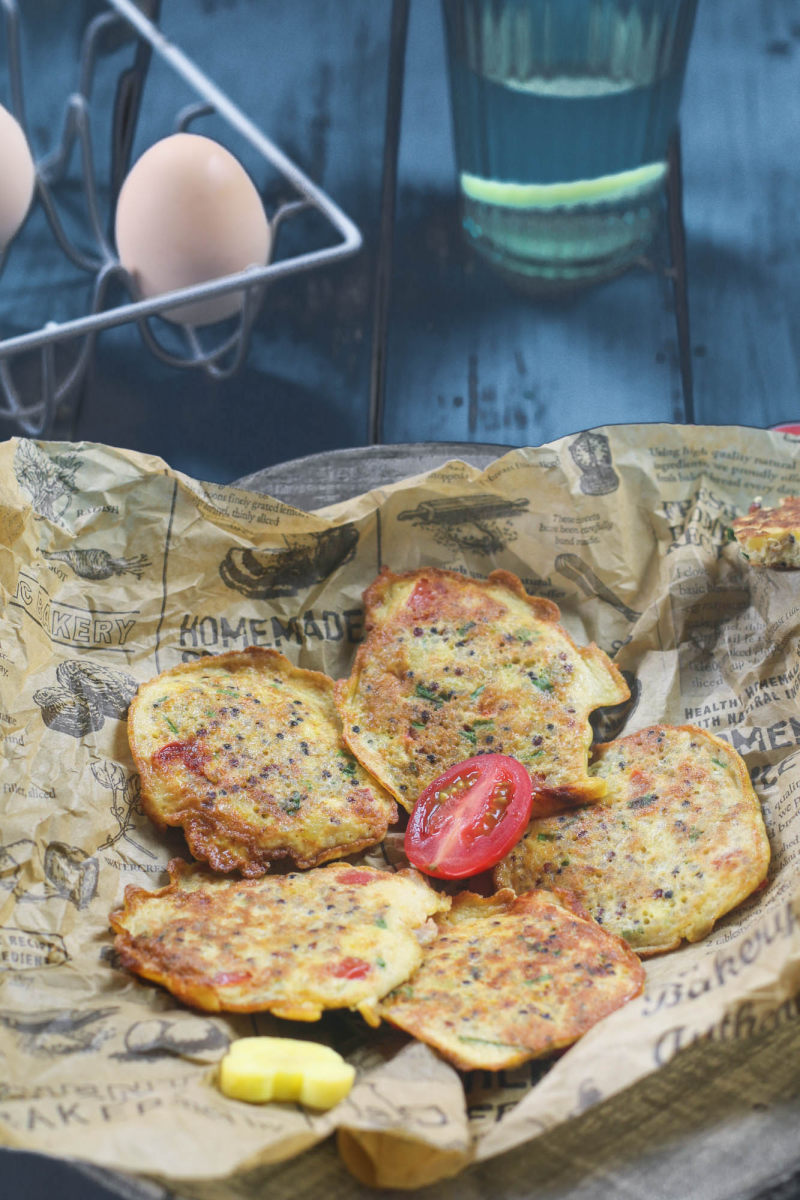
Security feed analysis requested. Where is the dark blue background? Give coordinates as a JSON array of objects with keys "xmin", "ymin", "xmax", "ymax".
[
  {"xmin": 1, "ymin": 3, "xmax": 799, "ymax": 1197},
  {"xmin": 1, "ymin": 0, "xmax": 798, "ymax": 483}
]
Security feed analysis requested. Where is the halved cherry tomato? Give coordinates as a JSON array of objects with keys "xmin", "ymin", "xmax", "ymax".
[{"xmin": 404, "ymin": 754, "xmax": 533, "ymax": 880}]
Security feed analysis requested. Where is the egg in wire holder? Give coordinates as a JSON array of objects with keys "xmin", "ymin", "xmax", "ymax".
[{"xmin": 0, "ymin": 0, "xmax": 363, "ymax": 437}]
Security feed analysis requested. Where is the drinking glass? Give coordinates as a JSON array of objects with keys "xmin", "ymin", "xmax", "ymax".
[{"xmin": 441, "ymin": 0, "xmax": 699, "ymax": 289}]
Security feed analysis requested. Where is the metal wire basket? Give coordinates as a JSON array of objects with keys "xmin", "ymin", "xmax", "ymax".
[{"xmin": 0, "ymin": 0, "xmax": 362, "ymax": 437}]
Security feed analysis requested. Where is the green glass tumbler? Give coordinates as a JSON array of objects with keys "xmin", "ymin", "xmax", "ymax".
[{"xmin": 442, "ymin": 0, "xmax": 699, "ymax": 289}]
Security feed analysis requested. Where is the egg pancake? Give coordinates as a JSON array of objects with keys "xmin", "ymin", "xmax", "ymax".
[
  {"xmin": 378, "ymin": 888, "xmax": 644, "ymax": 1071},
  {"xmin": 732, "ymin": 496, "xmax": 800, "ymax": 567},
  {"xmin": 335, "ymin": 567, "xmax": 629, "ymax": 813},
  {"xmin": 110, "ymin": 859, "xmax": 450, "ymax": 1024},
  {"xmin": 495, "ymin": 725, "xmax": 771, "ymax": 955},
  {"xmin": 128, "ymin": 648, "xmax": 397, "ymax": 877}
]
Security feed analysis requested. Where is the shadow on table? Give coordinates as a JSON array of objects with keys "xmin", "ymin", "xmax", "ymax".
[{"xmin": 383, "ymin": 188, "xmax": 685, "ymax": 448}]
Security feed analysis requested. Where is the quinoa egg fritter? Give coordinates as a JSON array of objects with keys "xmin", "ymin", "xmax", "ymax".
[
  {"xmin": 128, "ymin": 648, "xmax": 397, "ymax": 876},
  {"xmin": 336, "ymin": 567, "xmax": 629, "ymax": 813},
  {"xmin": 111, "ymin": 859, "xmax": 450, "ymax": 1024},
  {"xmin": 379, "ymin": 888, "xmax": 645, "ymax": 1070},
  {"xmin": 496, "ymin": 725, "xmax": 771, "ymax": 955}
]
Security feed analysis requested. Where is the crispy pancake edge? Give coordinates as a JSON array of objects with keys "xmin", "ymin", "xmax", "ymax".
[
  {"xmin": 494, "ymin": 723, "xmax": 771, "ymax": 956},
  {"xmin": 378, "ymin": 886, "xmax": 645, "ymax": 1071},
  {"xmin": 732, "ymin": 497, "xmax": 800, "ymax": 567},
  {"xmin": 335, "ymin": 566, "xmax": 630, "ymax": 813},
  {"xmin": 128, "ymin": 646, "xmax": 397, "ymax": 875},
  {"xmin": 110, "ymin": 858, "xmax": 450, "ymax": 1020}
]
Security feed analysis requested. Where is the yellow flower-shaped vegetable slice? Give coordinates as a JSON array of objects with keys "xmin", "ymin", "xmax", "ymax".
[{"xmin": 218, "ymin": 1036, "xmax": 355, "ymax": 1109}]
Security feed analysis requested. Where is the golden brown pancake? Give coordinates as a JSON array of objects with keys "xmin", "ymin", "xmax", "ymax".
[
  {"xmin": 495, "ymin": 725, "xmax": 771, "ymax": 955},
  {"xmin": 732, "ymin": 496, "xmax": 800, "ymax": 567},
  {"xmin": 378, "ymin": 888, "xmax": 644, "ymax": 1070},
  {"xmin": 335, "ymin": 567, "xmax": 629, "ymax": 813},
  {"xmin": 110, "ymin": 859, "xmax": 450, "ymax": 1024},
  {"xmin": 128, "ymin": 647, "xmax": 397, "ymax": 876}
]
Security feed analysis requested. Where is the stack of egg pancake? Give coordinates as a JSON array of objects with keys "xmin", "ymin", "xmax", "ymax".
[
  {"xmin": 732, "ymin": 496, "xmax": 800, "ymax": 567},
  {"xmin": 112, "ymin": 567, "xmax": 770, "ymax": 1072}
]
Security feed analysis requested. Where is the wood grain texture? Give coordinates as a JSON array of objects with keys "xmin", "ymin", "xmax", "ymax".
[
  {"xmin": 380, "ymin": 0, "xmax": 686, "ymax": 448},
  {"xmin": 1, "ymin": 0, "xmax": 393, "ymax": 481},
  {"xmin": 6, "ymin": 0, "xmax": 796, "ymax": 480},
  {"xmin": 682, "ymin": 0, "xmax": 800, "ymax": 428}
]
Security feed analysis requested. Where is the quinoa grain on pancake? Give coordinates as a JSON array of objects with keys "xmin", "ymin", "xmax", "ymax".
[
  {"xmin": 110, "ymin": 859, "xmax": 450, "ymax": 1024},
  {"xmin": 128, "ymin": 648, "xmax": 397, "ymax": 877},
  {"xmin": 732, "ymin": 496, "xmax": 800, "ymax": 567},
  {"xmin": 495, "ymin": 725, "xmax": 771, "ymax": 956},
  {"xmin": 335, "ymin": 567, "xmax": 629, "ymax": 813},
  {"xmin": 379, "ymin": 888, "xmax": 644, "ymax": 1071}
]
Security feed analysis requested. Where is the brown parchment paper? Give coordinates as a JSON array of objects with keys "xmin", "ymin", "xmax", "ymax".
[{"xmin": 1, "ymin": 425, "xmax": 799, "ymax": 1195}]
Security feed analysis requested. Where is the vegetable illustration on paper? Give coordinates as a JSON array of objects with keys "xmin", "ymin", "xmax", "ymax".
[
  {"xmin": 43, "ymin": 547, "xmax": 151, "ymax": 580},
  {"xmin": 13, "ymin": 440, "xmax": 83, "ymax": 525},
  {"xmin": 116, "ymin": 1017, "xmax": 229, "ymax": 1062},
  {"xmin": 92, "ymin": 760, "xmax": 156, "ymax": 860}
]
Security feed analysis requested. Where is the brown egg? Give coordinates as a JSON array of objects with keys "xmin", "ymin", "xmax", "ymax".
[
  {"xmin": 115, "ymin": 133, "xmax": 271, "ymax": 325},
  {"xmin": 0, "ymin": 104, "xmax": 35, "ymax": 250}
]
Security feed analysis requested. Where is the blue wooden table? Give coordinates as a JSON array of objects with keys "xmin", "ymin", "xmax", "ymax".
[
  {"xmin": 1, "ymin": 0, "xmax": 798, "ymax": 479},
  {"xmin": 383, "ymin": 0, "xmax": 800, "ymax": 444},
  {"xmin": 2, "ymin": 2, "xmax": 800, "ymax": 1198}
]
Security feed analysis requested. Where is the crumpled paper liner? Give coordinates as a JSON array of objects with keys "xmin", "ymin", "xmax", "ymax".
[{"xmin": 1, "ymin": 426, "xmax": 799, "ymax": 1194}]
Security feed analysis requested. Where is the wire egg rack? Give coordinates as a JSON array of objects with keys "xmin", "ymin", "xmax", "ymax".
[{"xmin": 0, "ymin": 0, "xmax": 363, "ymax": 437}]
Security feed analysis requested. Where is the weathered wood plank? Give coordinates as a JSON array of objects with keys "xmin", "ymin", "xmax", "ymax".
[
  {"xmin": 1, "ymin": 0, "xmax": 392, "ymax": 481},
  {"xmin": 681, "ymin": 0, "xmax": 800, "ymax": 429},
  {"xmin": 380, "ymin": 0, "xmax": 685, "ymax": 448}
]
